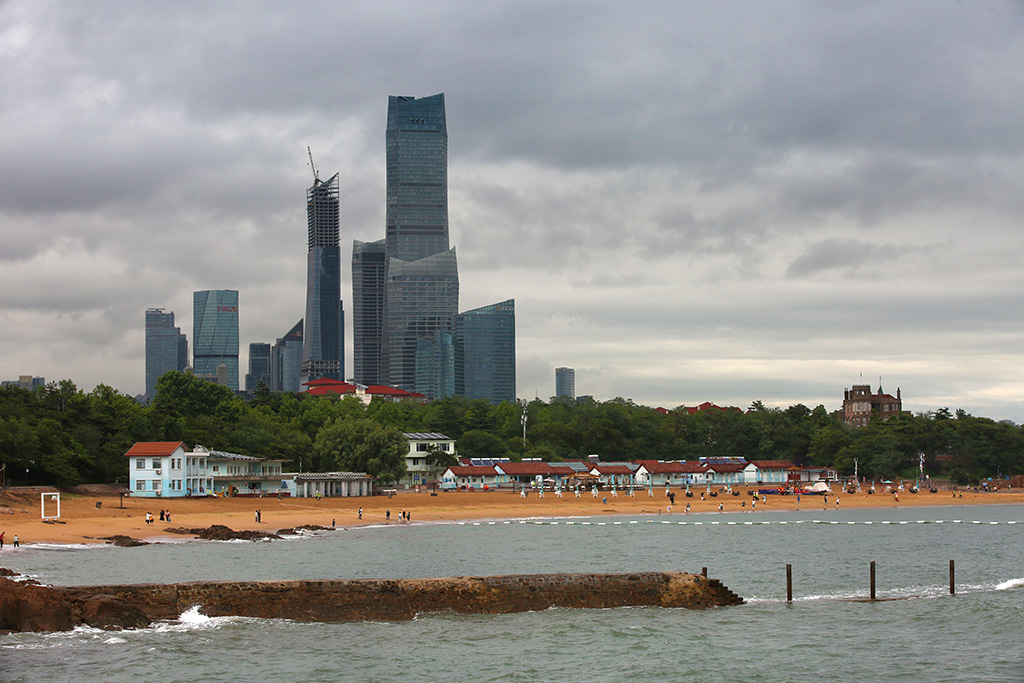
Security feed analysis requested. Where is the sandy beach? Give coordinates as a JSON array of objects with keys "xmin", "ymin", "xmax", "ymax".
[{"xmin": 1, "ymin": 485, "xmax": 1021, "ymax": 547}]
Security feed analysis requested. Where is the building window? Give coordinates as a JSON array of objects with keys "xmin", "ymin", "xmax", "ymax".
[
  {"xmin": 136, "ymin": 479, "xmax": 145, "ymax": 491},
  {"xmin": 152, "ymin": 480, "xmax": 162, "ymax": 491},
  {"xmin": 136, "ymin": 458, "xmax": 146, "ymax": 470},
  {"xmin": 151, "ymin": 459, "xmax": 161, "ymax": 469}
]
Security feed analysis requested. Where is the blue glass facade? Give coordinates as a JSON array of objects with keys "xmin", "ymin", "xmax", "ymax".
[
  {"xmin": 303, "ymin": 173, "xmax": 344, "ymax": 383},
  {"xmin": 351, "ymin": 238, "xmax": 386, "ymax": 385},
  {"xmin": 555, "ymin": 367, "xmax": 575, "ymax": 399},
  {"xmin": 193, "ymin": 290, "xmax": 239, "ymax": 390},
  {"xmin": 455, "ymin": 299, "xmax": 516, "ymax": 404},
  {"xmin": 382, "ymin": 94, "xmax": 459, "ymax": 393},
  {"xmin": 245, "ymin": 342, "xmax": 271, "ymax": 392},
  {"xmin": 144, "ymin": 307, "xmax": 188, "ymax": 399},
  {"xmin": 272, "ymin": 320, "xmax": 303, "ymax": 392}
]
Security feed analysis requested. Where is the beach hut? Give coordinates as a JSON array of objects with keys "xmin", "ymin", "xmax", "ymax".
[{"xmin": 440, "ymin": 465, "xmax": 499, "ymax": 490}]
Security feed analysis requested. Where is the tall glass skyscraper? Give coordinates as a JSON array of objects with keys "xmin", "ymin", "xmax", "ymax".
[
  {"xmin": 382, "ymin": 94, "xmax": 459, "ymax": 393},
  {"xmin": 144, "ymin": 307, "xmax": 188, "ymax": 399},
  {"xmin": 351, "ymin": 238, "xmax": 386, "ymax": 385},
  {"xmin": 302, "ymin": 172, "xmax": 344, "ymax": 384},
  {"xmin": 455, "ymin": 300, "xmax": 516, "ymax": 404},
  {"xmin": 193, "ymin": 290, "xmax": 239, "ymax": 390}
]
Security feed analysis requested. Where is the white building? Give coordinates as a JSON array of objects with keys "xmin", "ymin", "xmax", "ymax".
[
  {"xmin": 284, "ymin": 472, "xmax": 375, "ymax": 498},
  {"xmin": 401, "ymin": 432, "xmax": 456, "ymax": 487},
  {"xmin": 125, "ymin": 441, "xmax": 213, "ymax": 497},
  {"xmin": 208, "ymin": 450, "xmax": 288, "ymax": 496}
]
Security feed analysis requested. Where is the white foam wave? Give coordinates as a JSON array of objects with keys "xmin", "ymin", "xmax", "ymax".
[
  {"xmin": 995, "ymin": 577, "xmax": 1024, "ymax": 590},
  {"xmin": 19, "ymin": 542, "xmax": 112, "ymax": 551}
]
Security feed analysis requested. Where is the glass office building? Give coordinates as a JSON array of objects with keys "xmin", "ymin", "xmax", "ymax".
[
  {"xmin": 555, "ymin": 367, "xmax": 576, "ymax": 400},
  {"xmin": 385, "ymin": 248, "xmax": 459, "ymax": 393},
  {"xmin": 385, "ymin": 94, "xmax": 449, "ymax": 262},
  {"xmin": 455, "ymin": 299, "xmax": 516, "ymax": 404},
  {"xmin": 351, "ymin": 238, "xmax": 386, "ymax": 385},
  {"xmin": 302, "ymin": 173, "xmax": 344, "ymax": 384},
  {"xmin": 144, "ymin": 307, "xmax": 188, "ymax": 399},
  {"xmin": 193, "ymin": 290, "xmax": 239, "ymax": 390},
  {"xmin": 382, "ymin": 94, "xmax": 459, "ymax": 392},
  {"xmin": 271, "ymin": 320, "xmax": 303, "ymax": 393},
  {"xmin": 245, "ymin": 342, "xmax": 271, "ymax": 392}
]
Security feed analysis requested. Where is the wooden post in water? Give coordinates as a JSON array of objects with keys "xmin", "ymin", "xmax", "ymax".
[
  {"xmin": 949, "ymin": 559, "xmax": 955, "ymax": 595},
  {"xmin": 701, "ymin": 567, "xmax": 707, "ymax": 577},
  {"xmin": 870, "ymin": 561, "xmax": 876, "ymax": 600},
  {"xmin": 786, "ymin": 564, "xmax": 793, "ymax": 602}
]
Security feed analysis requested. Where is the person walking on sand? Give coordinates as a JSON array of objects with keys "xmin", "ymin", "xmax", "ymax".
[
  {"xmin": 358, "ymin": 507, "xmax": 363, "ymax": 520},
  {"xmin": 386, "ymin": 509, "xmax": 391, "ymax": 522},
  {"xmin": 1, "ymin": 531, "xmax": 4, "ymax": 549},
  {"xmin": 146, "ymin": 512, "xmax": 152, "ymax": 525},
  {"xmin": 718, "ymin": 502, "xmax": 723, "ymax": 512}
]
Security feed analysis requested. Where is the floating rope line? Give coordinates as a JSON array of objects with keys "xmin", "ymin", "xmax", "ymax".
[{"xmin": 457, "ymin": 518, "xmax": 1021, "ymax": 527}]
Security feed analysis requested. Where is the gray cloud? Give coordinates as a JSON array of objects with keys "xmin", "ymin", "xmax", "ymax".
[{"xmin": 2, "ymin": 0, "xmax": 1024, "ymax": 421}]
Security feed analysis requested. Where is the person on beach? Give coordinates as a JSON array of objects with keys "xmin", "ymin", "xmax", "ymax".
[
  {"xmin": 685, "ymin": 503, "xmax": 690, "ymax": 513},
  {"xmin": 12, "ymin": 535, "xmax": 18, "ymax": 548},
  {"xmin": 358, "ymin": 507, "xmax": 363, "ymax": 520},
  {"xmin": 1, "ymin": 531, "xmax": 4, "ymax": 548},
  {"xmin": 836, "ymin": 497, "xmax": 840, "ymax": 508},
  {"xmin": 145, "ymin": 512, "xmax": 152, "ymax": 525},
  {"xmin": 386, "ymin": 509, "xmax": 391, "ymax": 522},
  {"xmin": 718, "ymin": 502, "xmax": 723, "ymax": 512},
  {"xmin": 165, "ymin": 512, "xmax": 171, "ymax": 523},
  {"xmin": 159, "ymin": 510, "xmax": 165, "ymax": 522},
  {"xmin": 407, "ymin": 511, "xmax": 411, "ymax": 523}
]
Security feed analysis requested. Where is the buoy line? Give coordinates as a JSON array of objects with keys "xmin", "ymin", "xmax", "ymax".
[{"xmin": 454, "ymin": 518, "xmax": 1020, "ymax": 527}]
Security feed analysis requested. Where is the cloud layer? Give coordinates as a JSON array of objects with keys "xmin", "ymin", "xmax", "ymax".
[{"xmin": 2, "ymin": 0, "xmax": 1024, "ymax": 420}]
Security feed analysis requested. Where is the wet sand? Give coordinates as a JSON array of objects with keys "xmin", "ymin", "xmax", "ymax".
[{"xmin": 1, "ymin": 486, "xmax": 1020, "ymax": 546}]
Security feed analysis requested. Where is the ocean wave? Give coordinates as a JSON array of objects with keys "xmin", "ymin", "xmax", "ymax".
[{"xmin": 995, "ymin": 577, "xmax": 1024, "ymax": 590}]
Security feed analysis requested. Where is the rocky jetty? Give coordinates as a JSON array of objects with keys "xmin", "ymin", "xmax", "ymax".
[
  {"xmin": 165, "ymin": 524, "xmax": 281, "ymax": 541},
  {"xmin": 0, "ymin": 570, "xmax": 742, "ymax": 634}
]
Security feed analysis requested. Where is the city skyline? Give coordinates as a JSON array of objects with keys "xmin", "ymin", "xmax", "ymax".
[{"xmin": 4, "ymin": 3, "xmax": 1024, "ymax": 420}]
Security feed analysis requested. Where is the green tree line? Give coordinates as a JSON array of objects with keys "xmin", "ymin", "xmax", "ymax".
[{"xmin": 1, "ymin": 372, "xmax": 1022, "ymax": 487}]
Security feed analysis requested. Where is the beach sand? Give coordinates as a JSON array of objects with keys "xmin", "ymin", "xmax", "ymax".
[{"xmin": 1, "ymin": 485, "xmax": 1020, "ymax": 546}]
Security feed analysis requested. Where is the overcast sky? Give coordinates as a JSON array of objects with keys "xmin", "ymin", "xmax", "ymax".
[{"xmin": 2, "ymin": 0, "xmax": 1024, "ymax": 420}]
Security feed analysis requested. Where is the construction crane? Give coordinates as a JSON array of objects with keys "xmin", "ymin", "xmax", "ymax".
[{"xmin": 307, "ymin": 146, "xmax": 320, "ymax": 185}]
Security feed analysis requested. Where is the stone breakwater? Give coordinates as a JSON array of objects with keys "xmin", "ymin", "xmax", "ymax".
[{"xmin": 0, "ymin": 571, "xmax": 742, "ymax": 633}]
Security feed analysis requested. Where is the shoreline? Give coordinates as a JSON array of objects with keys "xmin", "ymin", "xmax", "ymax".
[{"xmin": 2, "ymin": 486, "xmax": 1022, "ymax": 547}]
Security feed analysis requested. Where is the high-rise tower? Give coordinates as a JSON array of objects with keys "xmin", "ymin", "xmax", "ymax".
[
  {"xmin": 455, "ymin": 299, "xmax": 516, "ymax": 404},
  {"xmin": 302, "ymin": 172, "xmax": 344, "ymax": 384},
  {"xmin": 555, "ymin": 367, "xmax": 575, "ymax": 400},
  {"xmin": 351, "ymin": 238, "xmax": 386, "ymax": 385},
  {"xmin": 192, "ymin": 290, "xmax": 239, "ymax": 390},
  {"xmin": 382, "ymin": 94, "xmax": 459, "ymax": 393},
  {"xmin": 145, "ymin": 307, "xmax": 188, "ymax": 399}
]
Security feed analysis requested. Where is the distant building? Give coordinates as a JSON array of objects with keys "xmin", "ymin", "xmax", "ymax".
[
  {"xmin": 193, "ymin": 290, "xmax": 239, "ymax": 391},
  {"xmin": 351, "ymin": 238, "xmax": 387, "ymax": 385},
  {"xmin": 1, "ymin": 375, "xmax": 45, "ymax": 390},
  {"xmin": 382, "ymin": 94, "xmax": 460, "ymax": 394},
  {"xmin": 271, "ymin": 320, "xmax": 303, "ymax": 392},
  {"xmin": 245, "ymin": 342, "xmax": 271, "ymax": 392},
  {"xmin": 302, "ymin": 172, "xmax": 344, "ymax": 384},
  {"xmin": 842, "ymin": 384, "xmax": 903, "ymax": 426},
  {"xmin": 455, "ymin": 299, "xmax": 516, "ymax": 404},
  {"xmin": 145, "ymin": 308, "xmax": 188, "ymax": 399},
  {"xmin": 555, "ymin": 367, "xmax": 575, "ymax": 399}
]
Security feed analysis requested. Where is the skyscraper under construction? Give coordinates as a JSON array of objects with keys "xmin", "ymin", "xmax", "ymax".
[{"xmin": 302, "ymin": 172, "xmax": 344, "ymax": 384}]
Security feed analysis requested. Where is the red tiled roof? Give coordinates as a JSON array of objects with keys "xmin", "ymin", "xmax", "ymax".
[
  {"xmin": 496, "ymin": 462, "xmax": 555, "ymax": 476},
  {"xmin": 548, "ymin": 465, "xmax": 576, "ymax": 475},
  {"xmin": 683, "ymin": 402, "xmax": 743, "ymax": 414},
  {"xmin": 749, "ymin": 460, "xmax": 799, "ymax": 470},
  {"xmin": 124, "ymin": 442, "xmax": 184, "ymax": 457},
  {"xmin": 447, "ymin": 466, "xmax": 498, "ymax": 476},
  {"xmin": 703, "ymin": 463, "xmax": 745, "ymax": 473},
  {"xmin": 591, "ymin": 464, "xmax": 633, "ymax": 475},
  {"xmin": 305, "ymin": 383, "xmax": 357, "ymax": 396},
  {"xmin": 634, "ymin": 460, "xmax": 695, "ymax": 474}
]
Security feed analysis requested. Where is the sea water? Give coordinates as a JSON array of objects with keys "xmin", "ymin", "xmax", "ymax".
[{"xmin": 2, "ymin": 504, "xmax": 1023, "ymax": 682}]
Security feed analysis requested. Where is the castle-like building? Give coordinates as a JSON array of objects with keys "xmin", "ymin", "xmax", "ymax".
[{"xmin": 842, "ymin": 384, "xmax": 903, "ymax": 426}]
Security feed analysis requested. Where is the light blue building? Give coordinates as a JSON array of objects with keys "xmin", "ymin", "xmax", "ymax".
[{"xmin": 125, "ymin": 442, "xmax": 212, "ymax": 497}]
